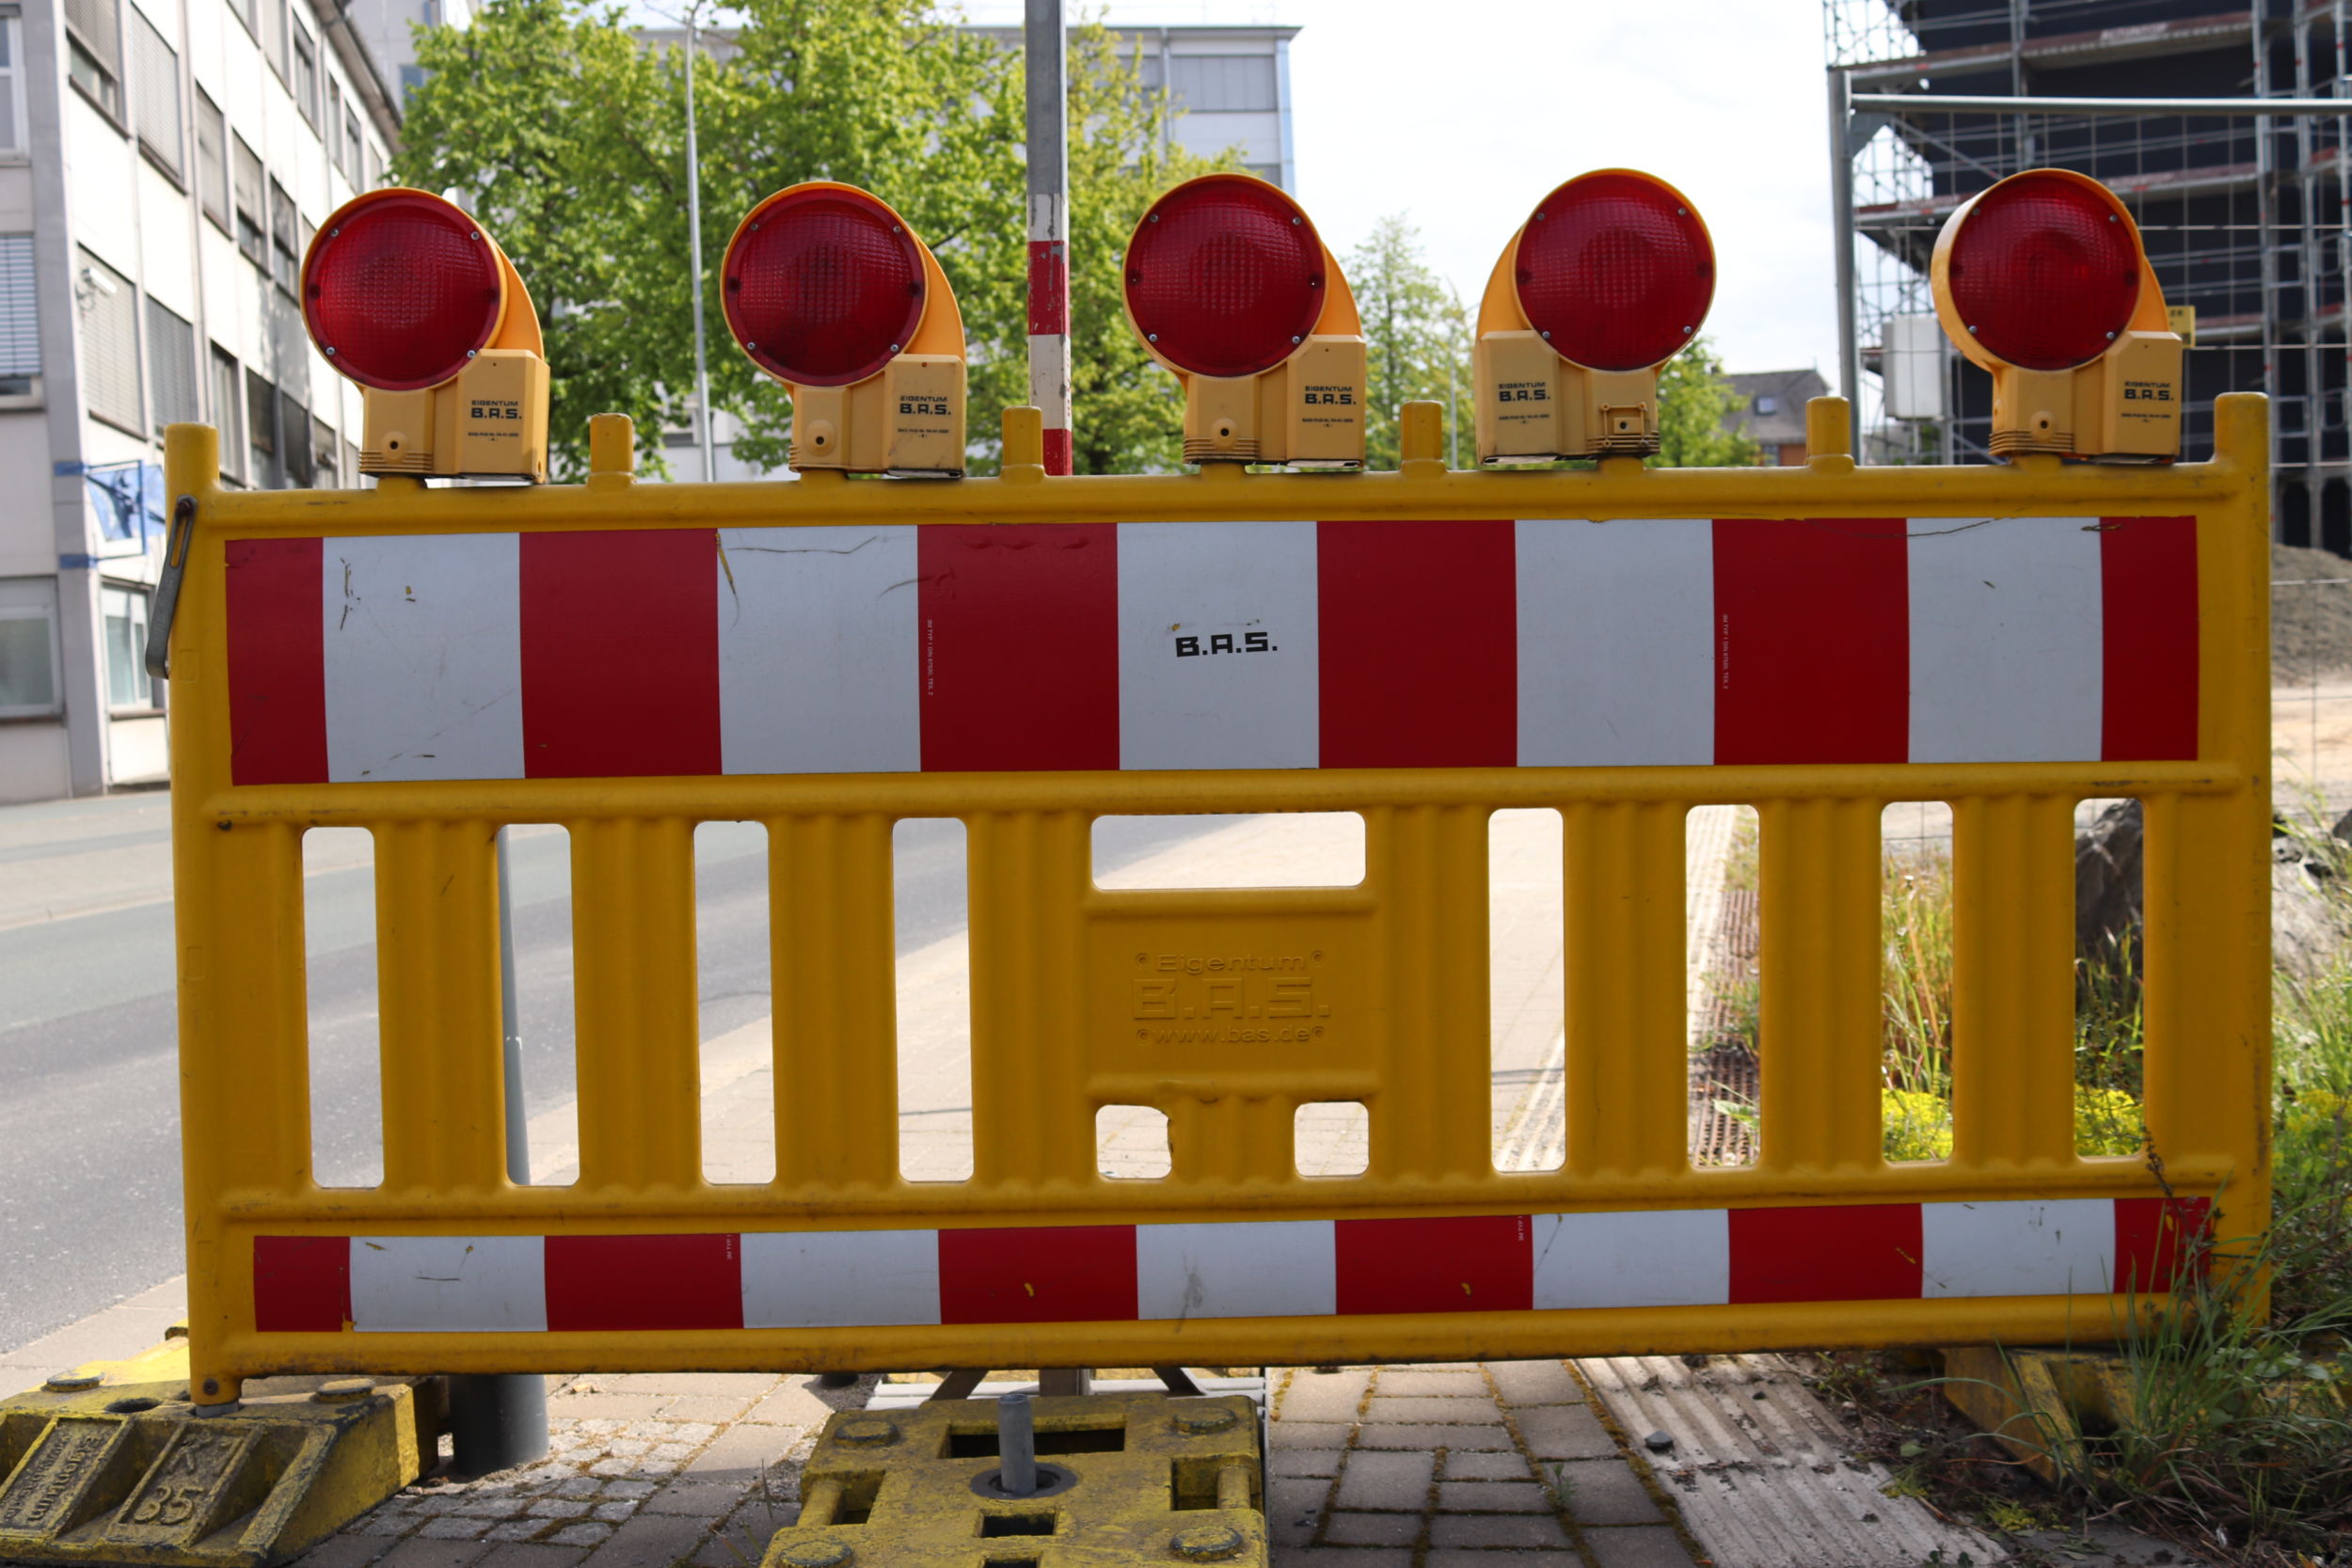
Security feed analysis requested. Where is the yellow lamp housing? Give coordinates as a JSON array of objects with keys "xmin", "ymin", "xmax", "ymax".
[
  {"xmin": 1474, "ymin": 170, "xmax": 1718, "ymax": 465},
  {"xmin": 1121, "ymin": 174, "xmax": 1367, "ymax": 468},
  {"xmin": 1931, "ymin": 167, "xmax": 2182, "ymax": 461},
  {"xmin": 301, "ymin": 188, "xmax": 550, "ymax": 483},
  {"xmin": 721, "ymin": 182, "xmax": 967, "ymax": 478}
]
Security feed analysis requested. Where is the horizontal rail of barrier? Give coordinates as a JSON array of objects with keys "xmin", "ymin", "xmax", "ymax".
[{"xmin": 161, "ymin": 397, "xmax": 2271, "ymax": 1405}]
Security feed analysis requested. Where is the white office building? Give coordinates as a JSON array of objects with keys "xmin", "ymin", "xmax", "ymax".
[
  {"xmin": 0, "ymin": 0, "xmax": 415, "ymax": 802},
  {"xmin": 962, "ymin": 22, "xmax": 1297, "ymax": 190}
]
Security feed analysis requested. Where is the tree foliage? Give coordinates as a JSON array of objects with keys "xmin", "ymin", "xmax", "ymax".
[
  {"xmin": 396, "ymin": 0, "xmax": 1230, "ymax": 478},
  {"xmin": 1651, "ymin": 335, "xmax": 1758, "ymax": 468},
  {"xmin": 1343, "ymin": 214, "xmax": 1472, "ymax": 470}
]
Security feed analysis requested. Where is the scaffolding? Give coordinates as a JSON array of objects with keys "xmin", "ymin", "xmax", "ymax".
[{"xmin": 1825, "ymin": 0, "xmax": 2352, "ymax": 547}]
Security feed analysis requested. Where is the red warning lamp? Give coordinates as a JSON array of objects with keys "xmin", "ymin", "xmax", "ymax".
[
  {"xmin": 303, "ymin": 187, "xmax": 548, "ymax": 481},
  {"xmin": 1475, "ymin": 169, "xmax": 1715, "ymax": 464},
  {"xmin": 1931, "ymin": 167, "xmax": 2181, "ymax": 460},
  {"xmin": 722, "ymin": 182, "xmax": 966, "ymax": 477},
  {"xmin": 1122, "ymin": 173, "xmax": 1366, "ymax": 467}
]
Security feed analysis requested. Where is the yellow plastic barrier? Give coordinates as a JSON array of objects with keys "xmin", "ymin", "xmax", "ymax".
[{"xmin": 157, "ymin": 396, "xmax": 2268, "ymax": 1408}]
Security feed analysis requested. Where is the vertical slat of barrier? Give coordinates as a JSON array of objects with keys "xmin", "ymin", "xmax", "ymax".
[
  {"xmin": 2145, "ymin": 395, "xmax": 2272, "ymax": 1252},
  {"xmin": 168, "ymin": 422, "xmax": 290, "ymax": 1404},
  {"xmin": 1168, "ymin": 1087, "xmax": 1287, "ymax": 1188},
  {"xmin": 1757, "ymin": 797, "xmax": 1885, "ymax": 1173},
  {"xmin": 769, "ymin": 813, "xmax": 899, "ymax": 1191},
  {"xmin": 204, "ymin": 823, "xmax": 313, "ymax": 1186},
  {"xmin": 1561, "ymin": 800, "xmax": 1690, "ymax": 1178},
  {"xmin": 376, "ymin": 820, "xmax": 507, "ymax": 1192},
  {"xmin": 1948, "ymin": 795, "xmax": 2077, "ymax": 1168},
  {"xmin": 571, "ymin": 817, "xmax": 703, "ymax": 1191},
  {"xmin": 1369, "ymin": 804, "xmax": 1493, "ymax": 1182},
  {"xmin": 967, "ymin": 810, "xmax": 1093, "ymax": 1187}
]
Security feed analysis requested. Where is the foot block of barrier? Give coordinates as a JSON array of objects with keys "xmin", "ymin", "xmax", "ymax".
[
  {"xmin": 1941, "ymin": 1344, "xmax": 2138, "ymax": 1483},
  {"xmin": 0, "ymin": 1370, "xmax": 436, "ymax": 1567},
  {"xmin": 761, "ymin": 1390, "xmax": 1265, "ymax": 1568}
]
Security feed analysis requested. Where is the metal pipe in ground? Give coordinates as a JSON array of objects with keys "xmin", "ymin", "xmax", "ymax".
[
  {"xmin": 997, "ymin": 1392, "xmax": 1038, "ymax": 1497},
  {"xmin": 448, "ymin": 829, "xmax": 550, "ymax": 1477}
]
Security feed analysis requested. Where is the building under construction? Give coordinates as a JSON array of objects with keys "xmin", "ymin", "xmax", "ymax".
[{"xmin": 1827, "ymin": 0, "xmax": 2347, "ymax": 546}]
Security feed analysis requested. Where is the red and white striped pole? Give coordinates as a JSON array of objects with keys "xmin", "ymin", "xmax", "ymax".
[{"xmin": 1024, "ymin": 0, "xmax": 1073, "ymax": 475}]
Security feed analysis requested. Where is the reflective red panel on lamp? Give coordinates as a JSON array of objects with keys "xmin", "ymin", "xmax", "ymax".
[
  {"xmin": 723, "ymin": 186, "xmax": 926, "ymax": 388},
  {"xmin": 1947, "ymin": 172, "xmax": 2140, "ymax": 372},
  {"xmin": 1514, "ymin": 172, "xmax": 1714, "ymax": 373},
  {"xmin": 303, "ymin": 192, "xmax": 504, "ymax": 391},
  {"xmin": 1125, "ymin": 175, "xmax": 1326, "ymax": 379}
]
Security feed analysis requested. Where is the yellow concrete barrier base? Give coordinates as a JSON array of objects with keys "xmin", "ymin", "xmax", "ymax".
[
  {"xmin": 764, "ymin": 1392, "xmax": 1265, "ymax": 1568},
  {"xmin": 0, "ymin": 1354, "xmax": 436, "ymax": 1567}
]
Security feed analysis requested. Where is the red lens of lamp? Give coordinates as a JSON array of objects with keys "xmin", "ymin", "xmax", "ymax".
[
  {"xmin": 1947, "ymin": 172, "xmax": 2140, "ymax": 372},
  {"xmin": 303, "ymin": 191, "xmax": 505, "ymax": 389},
  {"xmin": 723, "ymin": 186, "xmax": 926, "ymax": 388},
  {"xmin": 1124, "ymin": 175, "xmax": 1326, "ymax": 379},
  {"xmin": 1514, "ymin": 172, "xmax": 1714, "ymax": 372},
  {"xmin": 302, "ymin": 192, "xmax": 505, "ymax": 392}
]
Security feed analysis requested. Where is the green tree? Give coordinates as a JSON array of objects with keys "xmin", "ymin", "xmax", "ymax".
[
  {"xmin": 994, "ymin": 24, "xmax": 1231, "ymax": 476},
  {"xmin": 1651, "ymin": 335, "xmax": 1757, "ymax": 467},
  {"xmin": 1343, "ymin": 214, "xmax": 1472, "ymax": 470},
  {"xmin": 396, "ymin": 0, "xmax": 1228, "ymax": 478}
]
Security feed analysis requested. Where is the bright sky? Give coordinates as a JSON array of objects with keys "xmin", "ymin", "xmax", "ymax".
[{"xmin": 956, "ymin": 0, "xmax": 1844, "ymax": 380}]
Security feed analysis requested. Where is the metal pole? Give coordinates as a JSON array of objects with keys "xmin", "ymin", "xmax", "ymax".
[
  {"xmin": 1829, "ymin": 66, "xmax": 1861, "ymax": 416},
  {"xmin": 1025, "ymin": 0, "xmax": 1073, "ymax": 475},
  {"xmin": 1850, "ymin": 91, "xmax": 2352, "ymax": 115},
  {"xmin": 996, "ymin": 1393, "xmax": 1038, "ymax": 1497},
  {"xmin": 685, "ymin": 1, "xmax": 715, "ymax": 483},
  {"xmin": 448, "ymin": 829, "xmax": 549, "ymax": 1476}
]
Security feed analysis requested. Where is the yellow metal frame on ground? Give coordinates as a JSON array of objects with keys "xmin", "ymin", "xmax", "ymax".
[{"xmin": 157, "ymin": 396, "xmax": 2271, "ymax": 1405}]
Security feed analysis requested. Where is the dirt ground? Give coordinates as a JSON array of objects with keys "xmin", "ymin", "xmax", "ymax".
[{"xmin": 2272, "ymin": 544, "xmax": 2352, "ymax": 812}]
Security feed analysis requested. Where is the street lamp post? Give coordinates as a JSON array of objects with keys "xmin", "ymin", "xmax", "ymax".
[{"xmin": 685, "ymin": 0, "xmax": 715, "ymax": 483}]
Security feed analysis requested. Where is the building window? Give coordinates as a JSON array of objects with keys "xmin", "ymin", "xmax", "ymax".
[
  {"xmin": 398, "ymin": 62, "xmax": 423, "ymax": 105},
  {"xmin": 0, "ymin": 233, "xmax": 36, "ymax": 398},
  {"xmin": 194, "ymin": 90, "xmax": 225, "ymax": 230},
  {"xmin": 267, "ymin": 179, "xmax": 296, "ymax": 293},
  {"xmin": 326, "ymin": 75, "xmax": 342, "ymax": 168},
  {"xmin": 0, "ymin": 577, "xmax": 61, "ymax": 718},
  {"xmin": 0, "ymin": 15, "xmax": 28, "ymax": 154},
  {"xmin": 245, "ymin": 368, "xmax": 278, "ymax": 486},
  {"xmin": 130, "ymin": 9, "xmax": 180, "ymax": 177},
  {"xmin": 292, "ymin": 19, "xmax": 316, "ymax": 124},
  {"xmin": 341, "ymin": 104, "xmax": 361, "ymax": 184},
  {"xmin": 1168, "ymin": 54, "xmax": 1278, "ymax": 114},
  {"xmin": 225, "ymin": 0, "xmax": 253, "ymax": 39},
  {"xmin": 265, "ymin": 0, "xmax": 287, "ymax": 83},
  {"xmin": 310, "ymin": 413, "xmax": 335, "ymax": 488},
  {"xmin": 279, "ymin": 390, "xmax": 312, "ymax": 485},
  {"xmin": 75, "ymin": 247, "xmax": 140, "ymax": 433},
  {"xmin": 102, "ymin": 585, "xmax": 154, "ymax": 709},
  {"xmin": 231, "ymin": 135, "xmax": 263, "ymax": 267},
  {"xmin": 1754, "ymin": 394, "xmax": 1778, "ymax": 416},
  {"xmin": 211, "ymin": 344, "xmax": 243, "ymax": 481},
  {"xmin": 63, "ymin": 0, "xmax": 120, "ymax": 121},
  {"xmin": 145, "ymin": 296, "xmax": 196, "ymax": 428}
]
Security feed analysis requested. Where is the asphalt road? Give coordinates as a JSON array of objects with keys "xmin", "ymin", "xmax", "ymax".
[{"xmin": 0, "ymin": 797, "xmax": 1237, "ymax": 1354}]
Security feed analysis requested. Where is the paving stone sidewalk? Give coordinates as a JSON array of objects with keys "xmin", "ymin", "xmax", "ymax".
[
  {"xmin": 278, "ymin": 1358, "xmax": 1704, "ymax": 1568},
  {"xmin": 1267, "ymin": 1361, "xmax": 1698, "ymax": 1568}
]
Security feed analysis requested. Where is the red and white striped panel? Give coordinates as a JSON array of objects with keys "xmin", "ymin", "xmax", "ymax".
[
  {"xmin": 251, "ymin": 1197, "xmax": 2205, "ymax": 1333},
  {"xmin": 224, "ymin": 516, "xmax": 2199, "ymax": 784}
]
